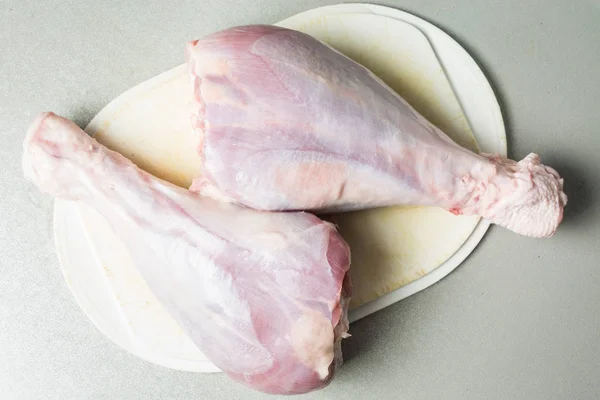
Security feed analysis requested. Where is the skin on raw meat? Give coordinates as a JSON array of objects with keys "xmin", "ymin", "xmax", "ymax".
[
  {"xmin": 22, "ymin": 112, "xmax": 351, "ymax": 395},
  {"xmin": 186, "ymin": 25, "xmax": 567, "ymax": 238}
]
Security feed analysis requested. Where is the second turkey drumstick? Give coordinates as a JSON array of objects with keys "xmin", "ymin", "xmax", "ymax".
[{"xmin": 186, "ymin": 25, "xmax": 567, "ymax": 238}]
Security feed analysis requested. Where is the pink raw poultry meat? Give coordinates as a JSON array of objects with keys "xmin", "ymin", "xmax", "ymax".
[
  {"xmin": 187, "ymin": 25, "xmax": 567, "ymax": 238},
  {"xmin": 22, "ymin": 112, "xmax": 351, "ymax": 395}
]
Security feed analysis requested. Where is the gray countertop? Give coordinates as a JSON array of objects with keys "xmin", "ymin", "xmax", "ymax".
[{"xmin": 2, "ymin": 1, "xmax": 599, "ymax": 399}]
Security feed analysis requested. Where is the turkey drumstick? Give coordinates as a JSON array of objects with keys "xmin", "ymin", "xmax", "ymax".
[
  {"xmin": 187, "ymin": 25, "xmax": 567, "ymax": 238},
  {"xmin": 22, "ymin": 112, "xmax": 351, "ymax": 395}
]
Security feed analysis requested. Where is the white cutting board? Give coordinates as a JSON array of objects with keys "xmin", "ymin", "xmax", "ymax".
[{"xmin": 54, "ymin": 4, "xmax": 506, "ymax": 373}]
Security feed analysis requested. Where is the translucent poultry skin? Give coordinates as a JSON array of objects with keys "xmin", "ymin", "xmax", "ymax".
[
  {"xmin": 187, "ymin": 25, "xmax": 567, "ymax": 238},
  {"xmin": 22, "ymin": 112, "xmax": 351, "ymax": 395}
]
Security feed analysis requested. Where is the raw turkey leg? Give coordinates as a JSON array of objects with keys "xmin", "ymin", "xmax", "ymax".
[
  {"xmin": 187, "ymin": 25, "xmax": 567, "ymax": 238},
  {"xmin": 22, "ymin": 112, "xmax": 351, "ymax": 395}
]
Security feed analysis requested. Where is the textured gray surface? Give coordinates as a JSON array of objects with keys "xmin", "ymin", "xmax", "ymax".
[{"xmin": 1, "ymin": 0, "xmax": 599, "ymax": 399}]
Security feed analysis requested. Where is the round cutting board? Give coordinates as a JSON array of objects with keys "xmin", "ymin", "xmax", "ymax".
[{"xmin": 54, "ymin": 4, "xmax": 506, "ymax": 373}]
